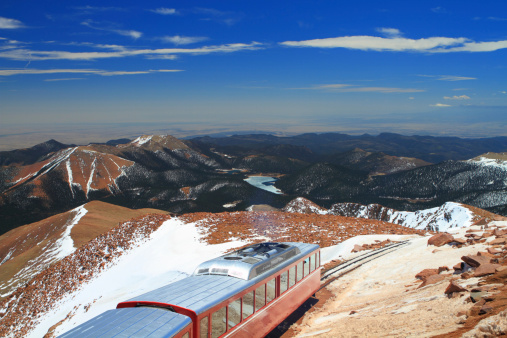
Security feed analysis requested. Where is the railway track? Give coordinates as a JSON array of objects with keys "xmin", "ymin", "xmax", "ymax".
[{"xmin": 319, "ymin": 240, "xmax": 411, "ymax": 290}]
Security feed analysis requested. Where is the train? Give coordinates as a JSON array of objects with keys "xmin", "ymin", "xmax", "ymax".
[{"xmin": 59, "ymin": 242, "xmax": 321, "ymax": 338}]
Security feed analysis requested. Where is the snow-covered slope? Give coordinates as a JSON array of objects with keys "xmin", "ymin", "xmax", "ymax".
[
  {"xmin": 0, "ymin": 206, "xmax": 87, "ymax": 298},
  {"xmin": 283, "ymin": 197, "xmax": 484, "ymax": 232},
  {"xmin": 0, "ymin": 217, "xmax": 248, "ymax": 338}
]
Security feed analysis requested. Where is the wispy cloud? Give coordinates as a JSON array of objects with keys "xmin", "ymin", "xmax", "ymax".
[
  {"xmin": 150, "ymin": 8, "xmax": 177, "ymax": 15},
  {"xmin": 159, "ymin": 35, "xmax": 208, "ymax": 45},
  {"xmin": 294, "ymin": 83, "xmax": 425, "ymax": 93},
  {"xmin": 376, "ymin": 27, "xmax": 401, "ymax": 38},
  {"xmin": 0, "ymin": 42, "xmax": 262, "ymax": 61},
  {"xmin": 280, "ymin": 31, "xmax": 507, "ymax": 53},
  {"xmin": 444, "ymin": 95, "xmax": 470, "ymax": 100},
  {"xmin": 431, "ymin": 103, "xmax": 452, "ymax": 107},
  {"xmin": 44, "ymin": 78, "xmax": 85, "ymax": 82},
  {"xmin": 81, "ymin": 20, "xmax": 142, "ymax": 40},
  {"xmin": 431, "ymin": 7, "xmax": 446, "ymax": 13},
  {"xmin": 194, "ymin": 7, "xmax": 243, "ymax": 26},
  {"xmin": 438, "ymin": 75, "xmax": 476, "ymax": 81},
  {"xmin": 0, "ymin": 68, "xmax": 183, "ymax": 77},
  {"xmin": 419, "ymin": 75, "xmax": 477, "ymax": 81},
  {"xmin": 0, "ymin": 17, "xmax": 25, "ymax": 29}
]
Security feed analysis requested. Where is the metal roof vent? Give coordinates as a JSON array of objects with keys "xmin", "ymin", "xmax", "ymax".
[{"xmin": 193, "ymin": 242, "xmax": 301, "ymax": 280}]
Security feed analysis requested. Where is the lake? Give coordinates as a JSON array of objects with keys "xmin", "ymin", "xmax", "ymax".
[{"xmin": 244, "ymin": 176, "xmax": 282, "ymax": 194}]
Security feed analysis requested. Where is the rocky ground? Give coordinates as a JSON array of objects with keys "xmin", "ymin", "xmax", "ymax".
[
  {"xmin": 179, "ymin": 211, "xmax": 427, "ymax": 247},
  {"xmin": 291, "ymin": 221, "xmax": 507, "ymax": 338}
]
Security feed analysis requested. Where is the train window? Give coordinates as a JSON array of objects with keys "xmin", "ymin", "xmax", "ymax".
[
  {"xmin": 228, "ymin": 299, "xmax": 241, "ymax": 330},
  {"xmin": 200, "ymin": 316, "xmax": 208, "ymax": 338},
  {"xmin": 182, "ymin": 333, "xmax": 189, "ymax": 338},
  {"xmin": 211, "ymin": 307, "xmax": 226, "ymax": 338},
  {"xmin": 304, "ymin": 257, "xmax": 310, "ymax": 276},
  {"xmin": 317, "ymin": 251, "xmax": 320, "ymax": 267},
  {"xmin": 280, "ymin": 271, "xmax": 288, "ymax": 294},
  {"xmin": 242, "ymin": 292, "xmax": 254, "ymax": 319},
  {"xmin": 267, "ymin": 278, "xmax": 276, "ymax": 303},
  {"xmin": 297, "ymin": 262, "xmax": 303, "ymax": 281},
  {"xmin": 289, "ymin": 266, "xmax": 296, "ymax": 288},
  {"xmin": 310, "ymin": 254, "xmax": 316, "ymax": 272},
  {"xmin": 255, "ymin": 285, "xmax": 266, "ymax": 311}
]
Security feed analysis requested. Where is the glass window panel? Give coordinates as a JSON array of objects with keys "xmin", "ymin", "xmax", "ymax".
[
  {"xmin": 305, "ymin": 257, "xmax": 310, "ymax": 276},
  {"xmin": 182, "ymin": 333, "xmax": 189, "ymax": 338},
  {"xmin": 280, "ymin": 271, "xmax": 288, "ymax": 294},
  {"xmin": 242, "ymin": 292, "xmax": 254, "ymax": 320},
  {"xmin": 310, "ymin": 254, "xmax": 316, "ymax": 272},
  {"xmin": 297, "ymin": 262, "xmax": 303, "ymax": 282},
  {"xmin": 255, "ymin": 285, "xmax": 266, "ymax": 311},
  {"xmin": 289, "ymin": 266, "xmax": 296, "ymax": 288},
  {"xmin": 267, "ymin": 278, "xmax": 276, "ymax": 303},
  {"xmin": 212, "ymin": 307, "xmax": 226, "ymax": 338},
  {"xmin": 228, "ymin": 299, "xmax": 241, "ymax": 330},
  {"xmin": 200, "ymin": 316, "xmax": 208, "ymax": 338},
  {"xmin": 317, "ymin": 252, "xmax": 320, "ymax": 267}
]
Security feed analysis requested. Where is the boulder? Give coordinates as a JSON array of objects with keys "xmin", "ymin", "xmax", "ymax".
[
  {"xmin": 461, "ymin": 255, "xmax": 491, "ymax": 267},
  {"xmin": 493, "ymin": 228, "xmax": 507, "ymax": 236},
  {"xmin": 496, "ymin": 266, "xmax": 507, "ymax": 272},
  {"xmin": 444, "ymin": 280, "xmax": 468, "ymax": 294},
  {"xmin": 453, "ymin": 238, "xmax": 467, "ymax": 245},
  {"xmin": 453, "ymin": 262, "xmax": 464, "ymax": 271},
  {"xmin": 487, "ymin": 247, "xmax": 502, "ymax": 254},
  {"xmin": 351, "ymin": 244, "xmax": 367, "ymax": 253},
  {"xmin": 490, "ymin": 238, "xmax": 507, "ymax": 245},
  {"xmin": 428, "ymin": 233, "xmax": 454, "ymax": 247},
  {"xmin": 438, "ymin": 266, "xmax": 450, "ymax": 273},
  {"xmin": 479, "ymin": 304, "xmax": 494, "ymax": 315},
  {"xmin": 415, "ymin": 269, "xmax": 439, "ymax": 280},
  {"xmin": 473, "ymin": 263, "xmax": 501, "ymax": 277},
  {"xmin": 478, "ymin": 251, "xmax": 495, "ymax": 258},
  {"xmin": 418, "ymin": 274, "xmax": 446, "ymax": 288}
]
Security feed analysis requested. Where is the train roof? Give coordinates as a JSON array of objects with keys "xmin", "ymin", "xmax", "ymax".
[
  {"xmin": 194, "ymin": 242, "xmax": 303, "ymax": 280},
  {"xmin": 59, "ymin": 307, "xmax": 191, "ymax": 338},
  {"xmin": 126, "ymin": 242, "xmax": 318, "ymax": 315}
]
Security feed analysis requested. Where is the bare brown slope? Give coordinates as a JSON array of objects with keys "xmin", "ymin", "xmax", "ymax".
[
  {"xmin": 179, "ymin": 211, "xmax": 427, "ymax": 247},
  {"xmin": 0, "ymin": 201, "xmax": 168, "ymax": 299},
  {"xmin": 70, "ymin": 200, "xmax": 169, "ymax": 248}
]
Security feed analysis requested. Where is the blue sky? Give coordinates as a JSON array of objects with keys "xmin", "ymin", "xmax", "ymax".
[{"xmin": 1, "ymin": 0, "xmax": 506, "ymax": 144}]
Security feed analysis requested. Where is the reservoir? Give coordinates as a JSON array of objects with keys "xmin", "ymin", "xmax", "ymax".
[{"xmin": 244, "ymin": 176, "xmax": 282, "ymax": 194}]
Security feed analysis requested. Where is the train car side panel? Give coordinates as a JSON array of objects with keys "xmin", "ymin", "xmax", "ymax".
[{"xmin": 225, "ymin": 268, "xmax": 321, "ymax": 338}]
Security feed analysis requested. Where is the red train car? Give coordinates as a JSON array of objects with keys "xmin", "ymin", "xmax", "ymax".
[{"xmin": 60, "ymin": 242, "xmax": 321, "ymax": 338}]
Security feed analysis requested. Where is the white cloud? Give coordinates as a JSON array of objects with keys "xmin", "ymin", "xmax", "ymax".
[
  {"xmin": 376, "ymin": 28, "xmax": 401, "ymax": 37},
  {"xmin": 0, "ymin": 68, "xmax": 183, "ymax": 77},
  {"xmin": 114, "ymin": 29, "xmax": 142, "ymax": 39},
  {"xmin": 280, "ymin": 34, "xmax": 507, "ymax": 53},
  {"xmin": 160, "ymin": 35, "xmax": 208, "ymax": 45},
  {"xmin": 281, "ymin": 35, "xmax": 467, "ymax": 51},
  {"xmin": 151, "ymin": 8, "xmax": 177, "ymax": 15},
  {"xmin": 81, "ymin": 21, "xmax": 142, "ymax": 40},
  {"xmin": 295, "ymin": 83, "xmax": 425, "ymax": 93},
  {"xmin": 431, "ymin": 103, "xmax": 452, "ymax": 107},
  {"xmin": 0, "ymin": 42, "xmax": 263, "ymax": 61},
  {"xmin": 438, "ymin": 75, "xmax": 476, "ymax": 81},
  {"xmin": 0, "ymin": 17, "xmax": 25, "ymax": 29},
  {"xmin": 44, "ymin": 78, "xmax": 85, "ymax": 82},
  {"xmin": 443, "ymin": 95, "xmax": 470, "ymax": 100}
]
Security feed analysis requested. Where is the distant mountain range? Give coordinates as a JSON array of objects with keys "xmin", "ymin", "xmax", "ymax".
[
  {"xmin": 1, "ymin": 132, "xmax": 507, "ymax": 234},
  {"xmin": 191, "ymin": 132, "xmax": 507, "ymax": 163}
]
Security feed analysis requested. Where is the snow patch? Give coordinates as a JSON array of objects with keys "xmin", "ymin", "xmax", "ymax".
[
  {"xmin": 48, "ymin": 206, "xmax": 88, "ymax": 260},
  {"xmin": 131, "ymin": 135, "xmax": 153, "ymax": 146},
  {"xmin": 34, "ymin": 218, "xmax": 249, "ymax": 338}
]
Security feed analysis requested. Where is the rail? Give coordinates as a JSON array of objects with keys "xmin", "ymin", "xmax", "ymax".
[{"xmin": 319, "ymin": 240, "xmax": 411, "ymax": 290}]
